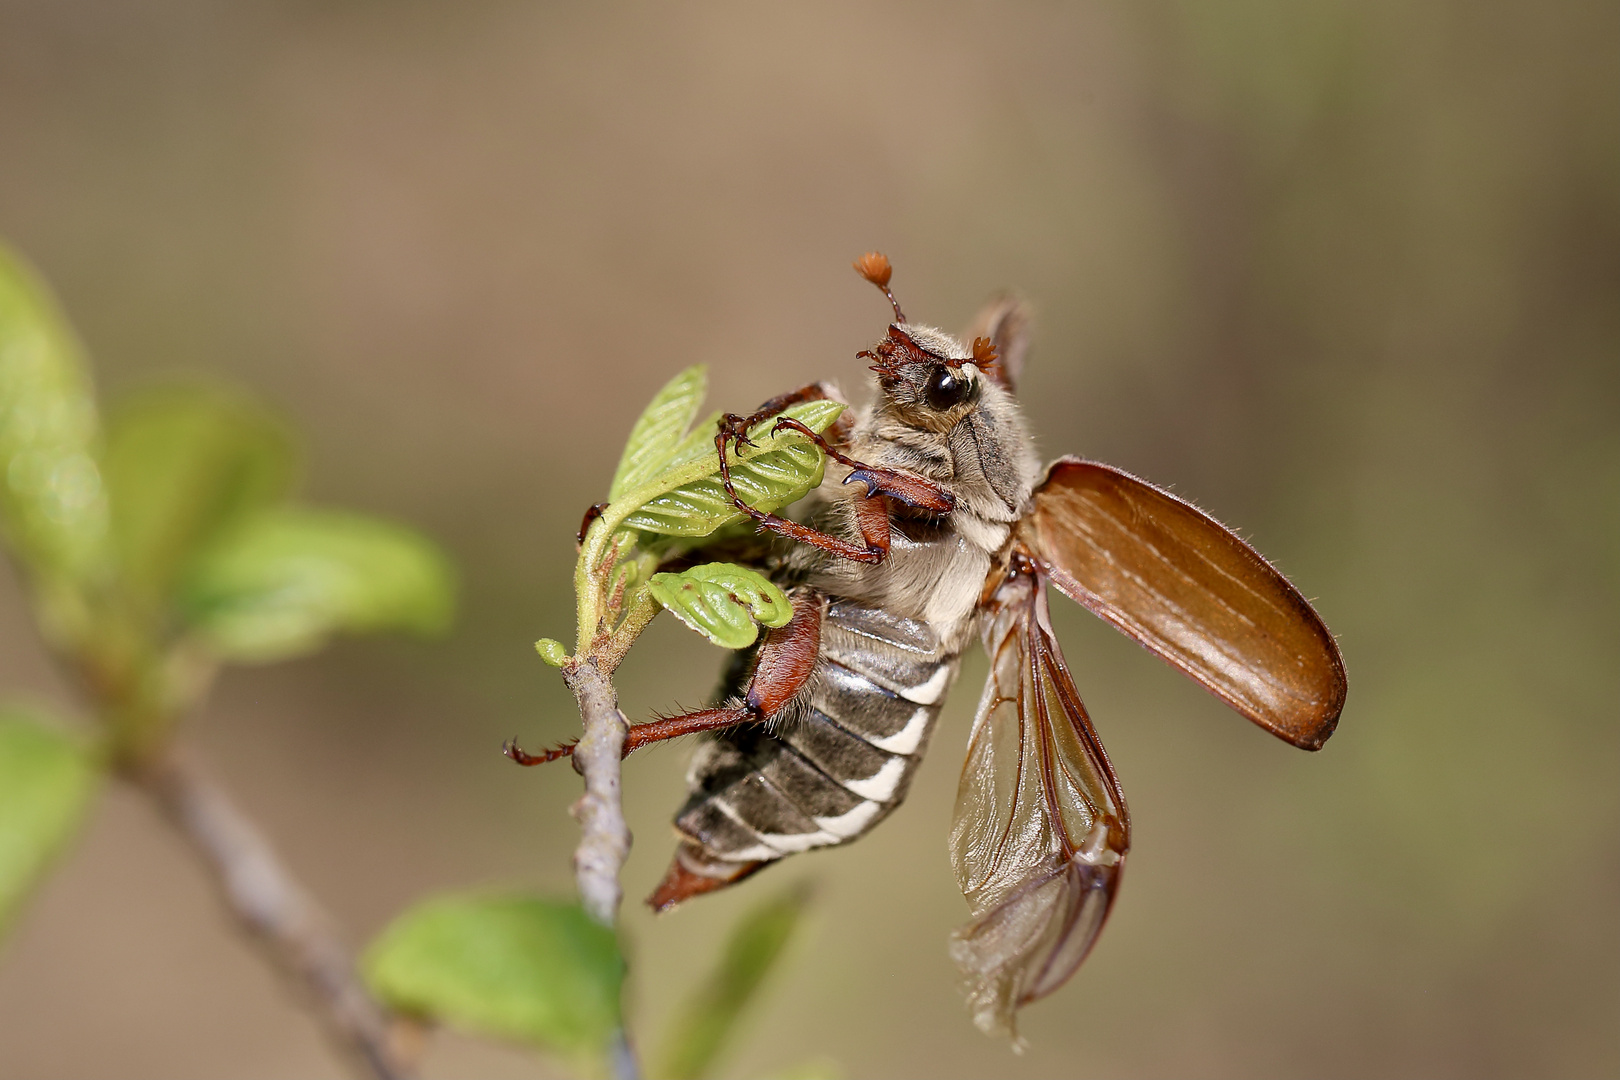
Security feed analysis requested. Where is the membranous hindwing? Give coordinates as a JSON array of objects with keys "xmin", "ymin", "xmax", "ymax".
[{"xmin": 949, "ymin": 554, "xmax": 1129, "ymax": 1040}]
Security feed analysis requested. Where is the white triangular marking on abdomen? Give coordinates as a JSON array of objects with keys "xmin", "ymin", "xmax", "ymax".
[
  {"xmin": 756, "ymin": 829, "xmax": 841, "ymax": 854},
  {"xmin": 710, "ymin": 798, "xmax": 791, "ymax": 860},
  {"xmin": 898, "ymin": 664, "xmax": 953, "ymax": 704},
  {"xmin": 713, "ymin": 842, "xmax": 781, "ymax": 861},
  {"xmin": 869, "ymin": 706, "xmax": 933, "ymax": 754},
  {"xmin": 843, "ymin": 757, "xmax": 907, "ymax": 801},
  {"xmin": 814, "ymin": 800, "xmax": 882, "ymax": 838}
]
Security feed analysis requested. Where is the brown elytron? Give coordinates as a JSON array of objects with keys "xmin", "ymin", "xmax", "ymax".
[
  {"xmin": 513, "ymin": 254, "xmax": 1347, "ymax": 1039},
  {"xmin": 1028, "ymin": 460, "xmax": 1346, "ymax": 750}
]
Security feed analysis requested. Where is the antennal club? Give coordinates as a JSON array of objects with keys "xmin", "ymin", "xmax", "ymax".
[{"xmin": 853, "ymin": 251, "xmax": 906, "ymax": 323}]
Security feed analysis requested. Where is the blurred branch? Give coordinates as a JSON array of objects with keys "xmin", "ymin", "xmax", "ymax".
[{"xmin": 132, "ymin": 747, "xmax": 416, "ymax": 1080}]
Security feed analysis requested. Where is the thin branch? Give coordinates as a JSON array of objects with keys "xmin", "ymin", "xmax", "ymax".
[
  {"xmin": 132, "ymin": 748, "xmax": 415, "ymax": 1080},
  {"xmin": 561, "ymin": 658, "xmax": 632, "ymax": 927},
  {"xmin": 561, "ymin": 657, "xmax": 640, "ymax": 1080}
]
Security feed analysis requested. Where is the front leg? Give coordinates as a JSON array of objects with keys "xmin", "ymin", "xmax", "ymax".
[
  {"xmin": 770, "ymin": 417, "xmax": 954, "ymax": 513},
  {"xmin": 718, "ymin": 382, "xmax": 850, "ymax": 449},
  {"xmin": 714, "ymin": 410, "xmax": 952, "ymax": 566}
]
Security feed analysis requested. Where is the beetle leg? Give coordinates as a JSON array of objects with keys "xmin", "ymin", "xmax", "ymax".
[
  {"xmin": 850, "ymin": 492, "xmax": 892, "ymax": 559},
  {"xmin": 625, "ymin": 705, "xmax": 760, "ymax": 753},
  {"xmin": 624, "ymin": 587, "xmax": 822, "ymax": 750},
  {"xmin": 644, "ymin": 592, "xmax": 825, "ymax": 912},
  {"xmin": 505, "ymin": 704, "xmax": 761, "ymax": 767},
  {"xmin": 714, "ymin": 395, "xmax": 944, "ymax": 564},
  {"xmin": 714, "ymin": 409, "xmax": 950, "ymax": 563},
  {"xmin": 715, "ymin": 426, "xmax": 893, "ymax": 564},
  {"xmin": 503, "ymin": 591, "xmax": 825, "ymax": 765},
  {"xmin": 720, "ymin": 383, "xmax": 847, "ymax": 446},
  {"xmin": 503, "ymin": 737, "xmax": 578, "ymax": 766},
  {"xmin": 770, "ymin": 417, "xmax": 954, "ymax": 512},
  {"xmin": 575, "ymin": 502, "xmax": 608, "ymax": 545},
  {"xmin": 707, "ymin": 382, "xmax": 901, "ymax": 564}
]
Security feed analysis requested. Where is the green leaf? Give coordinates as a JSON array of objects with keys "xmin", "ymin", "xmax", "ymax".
[
  {"xmin": 620, "ymin": 399, "xmax": 845, "ymax": 537},
  {"xmin": 609, "ymin": 364, "xmax": 707, "ymax": 501},
  {"xmin": 0, "ymin": 708, "xmax": 99, "ymax": 940},
  {"xmin": 0, "ymin": 243, "xmax": 109, "ymax": 587},
  {"xmin": 662, "ymin": 410, "xmax": 726, "ymax": 471},
  {"xmin": 647, "ymin": 563, "xmax": 792, "ymax": 650},
  {"xmin": 102, "ymin": 384, "xmax": 298, "ymax": 619},
  {"xmin": 655, "ymin": 886, "xmax": 811, "ymax": 1080},
  {"xmin": 178, "ymin": 507, "xmax": 455, "ymax": 663},
  {"xmin": 364, "ymin": 894, "xmax": 623, "ymax": 1058}
]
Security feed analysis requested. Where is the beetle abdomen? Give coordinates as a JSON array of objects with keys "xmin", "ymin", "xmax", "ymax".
[{"xmin": 671, "ymin": 600, "xmax": 960, "ymax": 869}]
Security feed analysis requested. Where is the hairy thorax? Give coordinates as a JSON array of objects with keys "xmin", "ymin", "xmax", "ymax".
[{"xmin": 807, "ymin": 383, "xmax": 1040, "ymax": 655}]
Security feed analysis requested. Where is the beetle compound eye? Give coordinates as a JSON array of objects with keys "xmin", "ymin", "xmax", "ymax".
[{"xmin": 924, "ymin": 367, "xmax": 972, "ymax": 411}]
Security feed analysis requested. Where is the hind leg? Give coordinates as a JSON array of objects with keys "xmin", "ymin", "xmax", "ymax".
[{"xmin": 505, "ymin": 591, "xmax": 825, "ymax": 765}]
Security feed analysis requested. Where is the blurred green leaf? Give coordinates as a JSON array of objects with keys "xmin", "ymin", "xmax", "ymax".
[
  {"xmin": 621, "ymin": 399, "xmax": 845, "ymax": 537},
  {"xmin": 610, "ymin": 364, "xmax": 707, "ymax": 501},
  {"xmin": 647, "ymin": 563, "xmax": 792, "ymax": 650},
  {"xmin": 0, "ymin": 708, "xmax": 99, "ymax": 940},
  {"xmin": 178, "ymin": 507, "xmax": 454, "ymax": 663},
  {"xmin": 759, "ymin": 1059, "xmax": 844, "ymax": 1080},
  {"xmin": 102, "ymin": 384, "xmax": 297, "ymax": 619},
  {"xmin": 0, "ymin": 243, "xmax": 109, "ymax": 588},
  {"xmin": 364, "ymin": 894, "xmax": 623, "ymax": 1058},
  {"xmin": 655, "ymin": 886, "xmax": 810, "ymax": 1080}
]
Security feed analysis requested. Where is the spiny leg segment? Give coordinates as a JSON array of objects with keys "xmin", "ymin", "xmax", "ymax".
[
  {"xmin": 713, "ymin": 387, "xmax": 953, "ymax": 565},
  {"xmin": 505, "ymin": 591, "xmax": 825, "ymax": 767}
]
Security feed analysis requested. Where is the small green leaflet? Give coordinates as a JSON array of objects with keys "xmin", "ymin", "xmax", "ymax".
[
  {"xmin": 647, "ymin": 563, "xmax": 792, "ymax": 649},
  {"xmin": 662, "ymin": 409, "xmax": 726, "ymax": 471},
  {"xmin": 621, "ymin": 399, "xmax": 845, "ymax": 537},
  {"xmin": 363, "ymin": 894, "xmax": 624, "ymax": 1060},
  {"xmin": 609, "ymin": 365, "xmax": 707, "ymax": 501},
  {"xmin": 0, "ymin": 708, "xmax": 99, "ymax": 939}
]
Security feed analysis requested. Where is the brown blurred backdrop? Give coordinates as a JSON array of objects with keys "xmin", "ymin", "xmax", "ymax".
[{"xmin": 0, "ymin": 2, "xmax": 1616, "ymax": 1077}]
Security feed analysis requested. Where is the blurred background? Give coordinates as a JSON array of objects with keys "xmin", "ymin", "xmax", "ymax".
[{"xmin": 0, "ymin": 1, "xmax": 1615, "ymax": 1077}]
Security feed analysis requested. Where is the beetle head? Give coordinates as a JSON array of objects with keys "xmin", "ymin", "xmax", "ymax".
[{"xmin": 852, "ymin": 252, "xmax": 1002, "ymax": 419}]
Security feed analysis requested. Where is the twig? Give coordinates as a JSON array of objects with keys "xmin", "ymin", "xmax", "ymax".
[
  {"xmin": 132, "ymin": 747, "xmax": 415, "ymax": 1080},
  {"xmin": 561, "ymin": 657, "xmax": 632, "ymax": 928},
  {"xmin": 560, "ymin": 656, "xmax": 640, "ymax": 1080}
]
